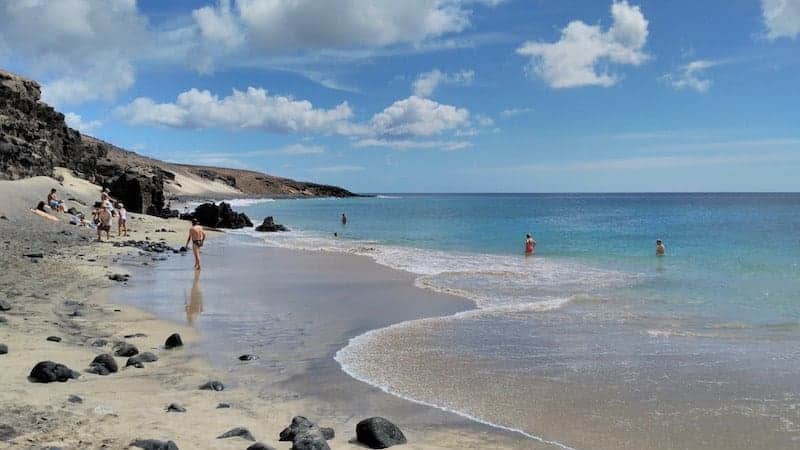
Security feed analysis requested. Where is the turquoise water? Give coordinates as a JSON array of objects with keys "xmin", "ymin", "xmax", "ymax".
[
  {"xmin": 237, "ymin": 193, "xmax": 800, "ymax": 327},
  {"xmin": 233, "ymin": 193, "xmax": 800, "ymax": 449}
]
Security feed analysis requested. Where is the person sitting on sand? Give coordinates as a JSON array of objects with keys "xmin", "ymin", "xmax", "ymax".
[
  {"xmin": 525, "ymin": 233, "xmax": 536, "ymax": 255},
  {"xmin": 186, "ymin": 219, "xmax": 206, "ymax": 271},
  {"xmin": 117, "ymin": 203, "xmax": 128, "ymax": 237},
  {"xmin": 31, "ymin": 201, "xmax": 59, "ymax": 221},
  {"xmin": 656, "ymin": 239, "xmax": 666, "ymax": 256},
  {"xmin": 47, "ymin": 188, "xmax": 65, "ymax": 213},
  {"xmin": 96, "ymin": 204, "xmax": 112, "ymax": 242}
]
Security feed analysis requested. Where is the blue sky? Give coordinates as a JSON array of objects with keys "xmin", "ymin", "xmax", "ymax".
[{"xmin": 1, "ymin": 0, "xmax": 798, "ymax": 192}]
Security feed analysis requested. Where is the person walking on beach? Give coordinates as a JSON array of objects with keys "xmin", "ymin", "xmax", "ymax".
[
  {"xmin": 656, "ymin": 239, "xmax": 666, "ymax": 256},
  {"xmin": 96, "ymin": 203, "xmax": 112, "ymax": 242},
  {"xmin": 117, "ymin": 203, "xmax": 128, "ymax": 237},
  {"xmin": 186, "ymin": 219, "xmax": 206, "ymax": 271},
  {"xmin": 525, "ymin": 233, "xmax": 536, "ymax": 255},
  {"xmin": 341, "ymin": 213, "xmax": 347, "ymax": 226}
]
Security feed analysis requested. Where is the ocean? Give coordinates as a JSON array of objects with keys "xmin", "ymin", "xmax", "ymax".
[{"xmin": 227, "ymin": 193, "xmax": 800, "ymax": 448}]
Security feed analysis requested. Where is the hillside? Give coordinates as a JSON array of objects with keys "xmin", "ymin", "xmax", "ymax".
[{"xmin": 0, "ymin": 69, "xmax": 356, "ymax": 214}]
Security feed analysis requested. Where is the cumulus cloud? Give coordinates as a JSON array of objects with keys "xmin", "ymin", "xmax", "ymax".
[
  {"xmin": 193, "ymin": 0, "xmax": 244, "ymax": 49},
  {"xmin": 412, "ymin": 69, "xmax": 475, "ymax": 97},
  {"xmin": 0, "ymin": 0, "xmax": 149, "ymax": 106},
  {"xmin": 762, "ymin": 0, "xmax": 800, "ymax": 39},
  {"xmin": 368, "ymin": 95, "xmax": 470, "ymax": 138},
  {"xmin": 353, "ymin": 138, "xmax": 471, "ymax": 150},
  {"xmin": 115, "ymin": 87, "xmax": 354, "ymax": 133},
  {"xmin": 661, "ymin": 60, "xmax": 717, "ymax": 93},
  {"xmin": 64, "ymin": 112, "xmax": 102, "ymax": 133},
  {"xmin": 516, "ymin": 1, "xmax": 649, "ymax": 88}
]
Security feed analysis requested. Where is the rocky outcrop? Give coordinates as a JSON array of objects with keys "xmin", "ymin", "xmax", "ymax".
[
  {"xmin": 255, "ymin": 217, "xmax": 289, "ymax": 232},
  {"xmin": 0, "ymin": 70, "xmax": 106, "ymax": 179},
  {"xmin": 180, "ymin": 202, "xmax": 253, "ymax": 229}
]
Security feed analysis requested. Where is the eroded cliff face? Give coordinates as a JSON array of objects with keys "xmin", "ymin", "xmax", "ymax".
[{"xmin": 0, "ymin": 70, "xmax": 106, "ymax": 180}]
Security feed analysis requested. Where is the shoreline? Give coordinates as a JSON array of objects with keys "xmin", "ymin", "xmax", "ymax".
[{"xmin": 0, "ymin": 173, "xmax": 532, "ymax": 449}]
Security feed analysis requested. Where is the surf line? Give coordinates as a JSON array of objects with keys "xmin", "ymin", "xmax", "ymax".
[{"xmin": 334, "ymin": 326, "xmax": 580, "ymax": 450}]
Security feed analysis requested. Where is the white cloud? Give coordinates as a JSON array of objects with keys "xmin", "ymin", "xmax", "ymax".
[
  {"xmin": 193, "ymin": 0, "xmax": 244, "ymax": 49},
  {"xmin": 0, "ymin": 0, "xmax": 148, "ymax": 106},
  {"xmin": 500, "ymin": 107, "xmax": 534, "ymax": 117},
  {"xmin": 762, "ymin": 0, "xmax": 800, "ymax": 39},
  {"xmin": 260, "ymin": 144, "xmax": 326, "ymax": 156},
  {"xmin": 516, "ymin": 1, "xmax": 649, "ymax": 88},
  {"xmin": 64, "ymin": 112, "xmax": 102, "ymax": 133},
  {"xmin": 661, "ymin": 60, "xmax": 718, "ymax": 93},
  {"xmin": 354, "ymin": 138, "xmax": 471, "ymax": 150},
  {"xmin": 115, "ymin": 87, "xmax": 353, "ymax": 133},
  {"xmin": 368, "ymin": 95, "xmax": 470, "ymax": 138},
  {"xmin": 412, "ymin": 69, "xmax": 475, "ymax": 97}
]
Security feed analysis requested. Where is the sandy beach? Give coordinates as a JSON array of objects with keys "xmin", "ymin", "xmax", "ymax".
[{"xmin": 0, "ymin": 170, "xmax": 532, "ymax": 449}]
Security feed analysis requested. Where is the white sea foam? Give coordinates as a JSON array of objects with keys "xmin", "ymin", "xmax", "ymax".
[
  {"xmin": 375, "ymin": 195, "xmax": 403, "ymax": 199},
  {"xmin": 241, "ymin": 227, "xmax": 629, "ymax": 447},
  {"xmin": 225, "ymin": 198, "xmax": 275, "ymax": 207}
]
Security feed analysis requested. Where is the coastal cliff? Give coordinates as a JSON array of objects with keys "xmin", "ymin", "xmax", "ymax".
[{"xmin": 0, "ymin": 69, "xmax": 356, "ymax": 213}]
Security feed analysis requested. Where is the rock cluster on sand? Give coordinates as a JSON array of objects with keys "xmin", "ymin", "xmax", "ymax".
[
  {"xmin": 113, "ymin": 342, "xmax": 139, "ymax": 357},
  {"xmin": 255, "ymin": 216, "xmax": 289, "ymax": 232},
  {"xmin": 29, "ymin": 361, "xmax": 80, "ymax": 383},
  {"xmin": 126, "ymin": 352, "xmax": 158, "ymax": 368},
  {"xmin": 279, "ymin": 416, "xmax": 334, "ymax": 450},
  {"xmin": 129, "ymin": 439, "xmax": 179, "ymax": 450},
  {"xmin": 180, "ymin": 202, "xmax": 253, "ymax": 229},
  {"xmin": 217, "ymin": 427, "xmax": 255, "ymax": 441},
  {"xmin": 356, "ymin": 417, "xmax": 407, "ymax": 449},
  {"xmin": 199, "ymin": 380, "xmax": 225, "ymax": 391},
  {"xmin": 86, "ymin": 353, "xmax": 118, "ymax": 375},
  {"xmin": 114, "ymin": 240, "xmax": 179, "ymax": 254},
  {"xmin": 164, "ymin": 333, "xmax": 182, "ymax": 349}
]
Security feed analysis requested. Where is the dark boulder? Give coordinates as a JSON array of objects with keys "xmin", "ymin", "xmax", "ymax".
[
  {"xmin": 108, "ymin": 169, "xmax": 165, "ymax": 215},
  {"xmin": 291, "ymin": 428, "xmax": 330, "ymax": 450},
  {"xmin": 129, "ymin": 439, "xmax": 179, "ymax": 450},
  {"xmin": 239, "ymin": 354, "xmax": 257, "ymax": 361},
  {"xmin": 114, "ymin": 342, "xmax": 139, "ymax": 357},
  {"xmin": 164, "ymin": 333, "xmax": 182, "ymax": 349},
  {"xmin": 216, "ymin": 402, "xmax": 231, "ymax": 408},
  {"xmin": 255, "ymin": 216, "xmax": 289, "ymax": 232},
  {"xmin": 247, "ymin": 444, "xmax": 276, "ymax": 450},
  {"xmin": 0, "ymin": 343, "xmax": 7, "ymax": 355},
  {"xmin": 87, "ymin": 353, "xmax": 118, "ymax": 375},
  {"xmin": 29, "ymin": 361, "xmax": 80, "ymax": 383},
  {"xmin": 356, "ymin": 417, "xmax": 407, "ymax": 448},
  {"xmin": 0, "ymin": 298, "xmax": 10, "ymax": 311},
  {"xmin": 165, "ymin": 403, "xmax": 186, "ymax": 413},
  {"xmin": 46, "ymin": 336, "xmax": 62, "ymax": 342},
  {"xmin": 279, "ymin": 416, "xmax": 317, "ymax": 441},
  {"xmin": 199, "ymin": 380, "xmax": 224, "ymax": 391},
  {"xmin": 67, "ymin": 395, "xmax": 82, "ymax": 403},
  {"xmin": 180, "ymin": 202, "xmax": 252, "ymax": 229},
  {"xmin": 126, "ymin": 352, "xmax": 158, "ymax": 367},
  {"xmin": 217, "ymin": 427, "xmax": 255, "ymax": 441},
  {"xmin": 109, "ymin": 273, "xmax": 130, "ymax": 282}
]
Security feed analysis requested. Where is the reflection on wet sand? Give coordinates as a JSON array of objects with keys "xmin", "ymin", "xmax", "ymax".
[{"xmin": 185, "ymin": 270, "xmax": 203, "ymax": 324}]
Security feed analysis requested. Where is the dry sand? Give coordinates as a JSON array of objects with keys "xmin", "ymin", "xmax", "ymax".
[{"xmin": 0, "ymin": 170, "xmax": 527, "ymax": 449}]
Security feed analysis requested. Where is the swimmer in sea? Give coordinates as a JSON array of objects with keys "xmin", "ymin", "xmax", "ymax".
[
  {"xmin": 525, "ymin": 233, "xmax": 536, "ymax": 255},
  {"xmin": 656, "ymin": 239, "xmax": 666, "ymax": 256}
]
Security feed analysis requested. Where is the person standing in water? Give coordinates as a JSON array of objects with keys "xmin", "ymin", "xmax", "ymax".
[
  {"xmin": 525, "ymin": 233, "xmax": 536, "ymax": 255},
  {"xmin": 186, "ymin": 219, "xmax": 206, "ymax": 270},
  {"xmin": 656, "ymin": 239, "xmax": 666, "ymax": 256},
  {"xmin": 341, "ymin": 213, "xmax": 347, "ymax": 226}
]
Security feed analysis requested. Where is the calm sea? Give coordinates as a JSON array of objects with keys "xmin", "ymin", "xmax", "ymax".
[{"xmin": 233, "ymin": 193, "xmax": 800, "ymax": 449}]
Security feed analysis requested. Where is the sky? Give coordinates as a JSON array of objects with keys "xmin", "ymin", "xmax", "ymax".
[{"xmin": 1, "ymin": 0, "xmax": 799, "ymax": 193}]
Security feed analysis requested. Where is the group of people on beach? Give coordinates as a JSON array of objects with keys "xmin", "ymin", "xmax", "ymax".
[
  {"xmin": 523, "ymin": 233, "xmax": 666, "ymax": 256},
  {"xmin": 32, "ymin": 188, "xmax": 128, "ymax": 241}
]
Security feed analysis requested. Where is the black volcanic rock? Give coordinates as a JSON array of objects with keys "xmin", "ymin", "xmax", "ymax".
[
  {"xmin": 164, "ymin": 333, "xmax": 183, "ymax": 349},
  {"xmin": 130, "ymin": 439, "xmax": 179, "ymax": 450},
  {"xmin": 108, "ymin": 168, "xmax": 166, "ymax": 215},
  {"xmin": 255, "ymin": 216, "xmax": 289, "ymax": 232},
  {"xmin": 356, "ymin": 417, "xmax": 407, "ymax": 448},
  {"xmin": 87, "ymin": 353, "xmax": 118, "ymax": 375},
  {"xmin": 29, "ymin": 361, "xmax": 80, "ymax": 383},
  {"xmin": 180, "ymin": 202, "xmax": 252, "ymax": 229}
]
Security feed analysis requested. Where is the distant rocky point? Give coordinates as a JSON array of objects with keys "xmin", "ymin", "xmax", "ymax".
[{"xmin": 0, "ymin": 69, "xmax": 357, "ymax": 216}]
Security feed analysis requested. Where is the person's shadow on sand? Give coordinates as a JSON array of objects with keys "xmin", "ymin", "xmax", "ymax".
[{"xmin": 185, "ymin": 270, "xmax": 204, "ymax": 325}]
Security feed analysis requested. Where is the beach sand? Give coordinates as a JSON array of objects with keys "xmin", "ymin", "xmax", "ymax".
[{"xmin": 0, "ymin": 170, "xmax": 534, "ymax": 449}]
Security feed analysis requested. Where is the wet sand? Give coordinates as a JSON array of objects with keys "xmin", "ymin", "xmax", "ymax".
[{"xmin": 114, "ymin": 239, "xmax": 541, "ymax": 449}]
